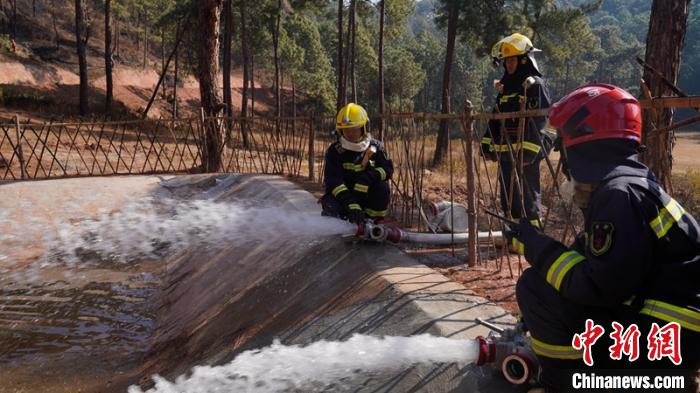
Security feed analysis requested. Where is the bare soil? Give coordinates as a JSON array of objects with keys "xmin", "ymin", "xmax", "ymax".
[{"xmin": 0, "ymin": 53, "xmax": 279, "ymax": 122}]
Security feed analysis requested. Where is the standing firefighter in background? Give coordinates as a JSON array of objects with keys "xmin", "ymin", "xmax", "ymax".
[
  {"xmin": 321, "ymin": 103, "xmax": 393, "ymax": 224},
  {"xmin": 511, "ymin": 84, "xmax": 700, "ymax": 392},
  {"xmin": 482, "ymin": 33, "xmax": 552, "ymax": 229}
]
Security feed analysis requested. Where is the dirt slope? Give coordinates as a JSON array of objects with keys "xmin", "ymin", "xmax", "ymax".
[{"xmin": 0, "ymin": 52, "xmax": 275, "ymax": 122}]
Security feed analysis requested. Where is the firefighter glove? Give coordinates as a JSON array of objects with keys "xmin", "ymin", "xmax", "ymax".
[
  {"xmin": 504, "ymin": 222, "xmax": 523, "ymax": 254},
  {"xmin": 347, "ymin": 207, "xmax": 366, "ymax": 224},
  {"xmin": 505, "ymin": 218, "xmax": 543, "ymax": 255}
]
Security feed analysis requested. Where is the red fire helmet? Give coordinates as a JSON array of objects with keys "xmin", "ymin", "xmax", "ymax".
[{"xmin": 548, "ymin": 83, "xmax": 642, "ymax": 149}]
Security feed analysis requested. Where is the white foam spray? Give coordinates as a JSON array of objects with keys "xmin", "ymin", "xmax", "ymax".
[
  {"xmin": 0, "ymin": 198, "xmax": 355, "ymax": 271},
  {"xmin": 129, "ymin": 333, "xmax": 480, "ymax": 393}
]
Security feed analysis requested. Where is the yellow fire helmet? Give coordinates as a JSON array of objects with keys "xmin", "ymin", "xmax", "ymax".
[
  {"xmin": 491, "ymin": 33, "xmax": 542, "ymax": 75},
  {"xmin": 491, "ymin": 33, "xmax": 541, "ymax": 61},
  {"xmin": 336, "ymin": 103, "xmax": 369, "ymax": 134}
]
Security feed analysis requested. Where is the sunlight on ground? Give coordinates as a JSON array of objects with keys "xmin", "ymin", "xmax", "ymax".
[{"xmin": 674, "ymin": 131, "xmax": 700, "ymax": 173}]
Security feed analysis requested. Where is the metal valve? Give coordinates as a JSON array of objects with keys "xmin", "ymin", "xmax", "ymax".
[{"xmin": 475, "ymin": 318, "xmax": 541, "ymax": 386}]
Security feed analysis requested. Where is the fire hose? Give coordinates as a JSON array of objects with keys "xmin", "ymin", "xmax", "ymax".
[
  {"xmin": 353, "ymin": 223, "xmax": 538, "ymax": 385},
  {"xmin": 354, "ymin": 222, "xmax": 503, "ymax": 245}
]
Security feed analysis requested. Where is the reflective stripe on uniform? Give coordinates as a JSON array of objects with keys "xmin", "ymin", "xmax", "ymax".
[
  {"xmin": 491, "ymin": 142, "xmax": 541, "ymax": 154},
  {"xmin": 342, "ymin": 162, "xmax": 365, "ymax": 172},
  {"xmin": 530, "ymin": 337, "xmax": 583, "ymax": 360},
  {"xmin": 492, "ymin": 143, "xmax": 511, "ymax": 153},
  {"xmin": 374, "ymin": 167, "xmax": 387, "ymax": 181},
  {"xmin": 522, "ymin": 141, "xmax": 541, "ymax": 154},
  {"xmin": 499, "ymin": 93, "xmax": 521, "ymax": 104},
  {"xmin": 354, "ymin": 183, "xmax": 369, "ymax": 193},
  {"xmin": 639, "ymin": 299, "xmax": 700, "ymax": 333},
  {"xmin": 511, "ymin": 237, "xmax": 524, "ymax": 254},
  {"xmin": 332, "ymin": 184, "xmax": 348, "ymax": 197},
  {"xmin": 481, "ymin": 137, "xmax": 492, "ymax": 145},
  {"xmin": 348, "ymin": 203, "xmax": 362, "ymax": 211},
  {"xmin": 622, "ymin": 296, "xmax": 635, "ymax": 306},
  {"xmin": 650, "ymin": 199, "xmax": 686, "ymax": 239},
  {"xmin": 365, "ymin": 208, "xmax": 387, "ymax": 217},
  {"xmin": 546, "ymin": 250, "xmax": 586, "ymax": 291}
]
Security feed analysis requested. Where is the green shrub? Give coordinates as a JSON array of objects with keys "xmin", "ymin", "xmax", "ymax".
[{"xmin": 0, "ymin": 85, "xmax": 53, "ymax": 107}]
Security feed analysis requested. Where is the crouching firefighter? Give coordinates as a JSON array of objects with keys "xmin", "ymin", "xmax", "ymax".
[
  {"xmin": 321, "ymin": 103, "xmax": 394, "ymax": 224},
  {"xmin": 509, "ymin": 84, "xmax": 700, "ymax": 392},
  {"xmin": 482, "ymin": 33, "xmax": 553, "ymax": 227}
]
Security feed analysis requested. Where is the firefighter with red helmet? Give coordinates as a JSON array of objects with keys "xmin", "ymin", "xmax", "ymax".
[
  {"xmin": 510, "ymin": 84, "xmax": 700, "ymax": 391},
  {"xmin": 321, "ymin": 103, "xmax": 393, "ymax": 224},
  {"xmin": 482, "ymin": 33, "xmax": 553, "ymax": 228}
]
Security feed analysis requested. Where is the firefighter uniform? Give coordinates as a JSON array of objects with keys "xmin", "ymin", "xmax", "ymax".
[
  {"xmin": 516, "ymin": 164, "xmax": 700, "ymax": 390},
  {"xmin": 482, "ymin": 33, "xmax": 552, "ymax": 222},
  {"xmin": 322, "ymin": 139, "xmax": 393, "ymax": 221},
  {"xmin": 513, "ymin": 84, "xmax": 700, "ymax": 391},
  {"xmin": 482, "ymin": 77, "xmax": 551, "ymax": 221}
]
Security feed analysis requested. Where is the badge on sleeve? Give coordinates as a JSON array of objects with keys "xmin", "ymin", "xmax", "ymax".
[{"xmin": 590, "ymin": 222, "xmax": 614, "ymax": 256}]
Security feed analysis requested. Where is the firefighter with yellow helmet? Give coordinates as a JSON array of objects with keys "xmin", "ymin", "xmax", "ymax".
[
  {"xmin": 482, "ymin": 33, "xmax": 552, "ymax": 228},
  {"xmin": 321, "ymin": 103, "xmax": 393, "ymax": 224}
]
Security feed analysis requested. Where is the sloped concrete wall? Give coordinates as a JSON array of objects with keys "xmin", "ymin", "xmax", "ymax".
[{"xmin": 141, "ymin": 175, "xmax": 520, "ymax": 392}]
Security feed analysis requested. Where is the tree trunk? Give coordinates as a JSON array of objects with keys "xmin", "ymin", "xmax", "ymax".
[
  {"xmin": 251, "ymin": 54, "xmax": 256, "ymax": 116},
  {"xmin": 273, "ymin": 0, "xmax": 282, "ymax": 125},
  {"xmin": 173, "ymin": 21, "xmax": 179, "ymax": 118},
  {"xmin": 223, "ymin": 0, "xmax": 233, "ymax": 145},
  {"xmin": 342, "ymin": 3, "xmax": 352, "ymax": 105},
  {"xmin": 198, "ymin": 0, "xmax": 224, "ymax": 172},
  {"xmin": 640, "ymin": 0, "xmax": 690, "ymax": 191},
  {"xmin": 105, "ymin": 0, "xmax": 113, "ymax": 114},
  {"xmin": 239, "ymin": 0, "xmax": 250, "ymax": 146},
  {"xmin": 51, "ymin": 0, "xmax": 60, "ymax": 49},
  {"xmin": 292, "ymin": 80, "xmax": 296, "ymax": 133},
  {"xmin": 143, "ymin": 24, "xmax": 183, "ymax": 119},
  {"xmin": 143, "ymin": 21, "xmax": 148, "ymax": 68},
  {"xmin": 336, "ymin": 0, "xmax": 344, "ymax": 110},
  {"xmin": 377, "ymin": 0, "xmax": 384, "ymax": 140},
  {"xmin": 114, "ymin": 15, "xmax": 120, "ymax": 57},
  {"xmin": 161, "ymin": 28, "xmax": 166, "ymax": 99},
  {"xmin": 432, "ymin": 2, "xmax": 458, "ymax": 166},
  {"xmin": 12, "ymin": 0, "xmax": 17, "ymax": 40},
  {"xmin": 349, "ymin": 0, "xmax": 356, "ymax": 104},
  {"xmin": 75, "ymin": 0, "xmax": 89, "ymax": 117},
  {"xmin": 135, "ymin": 10, "xmax": 140, "ymax": 51}
]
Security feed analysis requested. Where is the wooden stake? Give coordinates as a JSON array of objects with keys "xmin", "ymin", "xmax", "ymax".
[
  {"xmin": 15, "ymin": 116, "xmax": 27, "ymax": 179},
  {"xmin": 463, "ymin": 100, "xmax": 477, "ymax": 267}
]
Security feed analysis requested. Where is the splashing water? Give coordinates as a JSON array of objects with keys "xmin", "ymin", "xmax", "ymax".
[
  {"xmin": 129, "ymin": 334, "xmax": 481, "ymax": 393},
  {"xmin": 0, "ymin": 198, "xmax": 355, "ymax": 270}
]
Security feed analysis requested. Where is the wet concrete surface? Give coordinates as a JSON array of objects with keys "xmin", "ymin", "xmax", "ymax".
[{"xmin": 0, "ymin": 174, "xmax": 524, "ymax": 392}]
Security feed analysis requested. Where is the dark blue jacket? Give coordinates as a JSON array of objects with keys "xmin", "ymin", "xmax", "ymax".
[
  {"xmin": 481, "ymin": 76, "xmax": 552, "ymax": 164},
  {"xmin": 522, "ymin": 163, "xmax": 700, "ymax": 333},
  {"xmin": 323, "ymin": 139, "xmax": 394, "ymax": 209}
]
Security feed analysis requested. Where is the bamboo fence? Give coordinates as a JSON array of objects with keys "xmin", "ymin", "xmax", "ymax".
[{"xmin": 2, "ymin": 95, "xmax": 698, "ymax": 273}]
